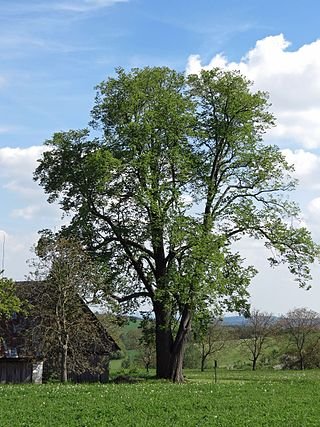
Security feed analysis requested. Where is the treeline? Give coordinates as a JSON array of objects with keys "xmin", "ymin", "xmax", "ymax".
[{"xmin": 104, "ymin": 308, "xmax": 320, "ymax": 372}]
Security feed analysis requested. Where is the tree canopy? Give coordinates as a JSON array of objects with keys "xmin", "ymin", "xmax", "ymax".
[
  {"xmin": 34, "ymin": 66, "xmax": 318, "ymax": 382},
  {"xmin": 281, "ymin": 307, "xmax": 320, "ymax": 370}
]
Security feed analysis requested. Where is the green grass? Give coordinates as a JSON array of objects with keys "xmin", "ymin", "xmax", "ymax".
[
  {"xmin": 122, "ymin": 318, "xmax": 141, "ymax": 333},
  {"xmin": 199, "ymin": 334, "xmax": 291, "ymax": 370},
  {"xmin": 1, "ymin": 369, "xmax": 320, "ymax": 426},
  {"xmin": 109, "ymin": 358, "xmax": 123, "ymax": 371}
]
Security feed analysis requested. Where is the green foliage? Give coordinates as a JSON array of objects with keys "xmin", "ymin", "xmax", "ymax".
[
  {"xmin": 34, "ymin": 66, "xmax": 319, "ymax": 380},
  {"xmin": 183, "ymin": 340, "xmax": 202, "ymax": 369},
  {"xmin": 0, "ymin": 276, "xmax": 22, "ymax": 318},
  {"xmin": 121, "ymin": 328, "xmax": 141, "ymax": 351},
  {"xmin": 136, "ymin": 313, "xmax": 156, "ymax": 371},
  {"xmin": 97, "ymin": 313, "xmax": 126, "ymax": 358},
  {"xmin": 111, "ymin": 316, "xmax": 289, "ymax": 371},
  {"xmin": 280, "ymin": 308, "xmax": 320, "ymax": 370}
]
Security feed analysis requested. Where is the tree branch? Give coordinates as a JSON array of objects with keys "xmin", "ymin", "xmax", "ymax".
[{"xmin": 111, "ymin": 291, "xmax": 151, "ymax": 303}]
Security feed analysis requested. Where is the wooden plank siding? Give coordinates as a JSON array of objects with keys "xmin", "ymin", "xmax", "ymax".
[{"xmin": 0, "ymin": 358, "xmax": 33, "ymax": 383}]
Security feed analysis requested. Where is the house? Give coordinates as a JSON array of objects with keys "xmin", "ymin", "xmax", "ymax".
[{"xmin": 0, "ymin": 281, "xmax": 120, "ymax": 384}]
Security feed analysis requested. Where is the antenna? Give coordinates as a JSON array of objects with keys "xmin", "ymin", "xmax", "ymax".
[{"xmin": 1, "ymin": 233, "xmax": 5, "ymax": 276}]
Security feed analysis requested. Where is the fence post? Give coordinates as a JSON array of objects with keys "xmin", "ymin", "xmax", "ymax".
[{"xmin": 214, "ymin": 360, "xmax": 217, "ymax": 384}]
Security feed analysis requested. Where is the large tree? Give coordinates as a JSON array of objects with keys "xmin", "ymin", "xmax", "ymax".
[{"xmin": 34, "ymin": 67, "xmax": 317, "ymax": 382}]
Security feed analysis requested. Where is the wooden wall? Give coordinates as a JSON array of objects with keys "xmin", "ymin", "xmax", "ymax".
[{"xmin": 0, "ymin": 359, "xmax": 32, "ymax": 383}]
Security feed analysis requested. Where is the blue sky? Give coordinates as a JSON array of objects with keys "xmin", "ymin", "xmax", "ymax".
[{"xmin": 1, "ymin": 0, "xmax": 320, "ymax": 313}]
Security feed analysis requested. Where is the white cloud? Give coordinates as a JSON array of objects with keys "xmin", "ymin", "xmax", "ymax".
[
  {"xmin": 281, "ymin": 148, "xmax": 320, "ymax": 190},
  {"xmin": 0, "ymin": 228, "xmax": 39, "ymax": 279},
  {"xmin": 54, "ymin": 0, "xmax": 128, "ymax": 12},
  {"xmin": 0, "ymin": 126, "xmax": 11, "ymax": 134},
  {"xmin": 307, "ymin": 197, "xmax": 320, "ymax": 216},
  {"xmin": 186, "ymin": 34, "xmax": 320, "ymax": 148},
  {"xmin": 0, "ymin": 146, "xmax": 46, "ymax": 180},
  {"xmin": 0, "ymin": 146, "xmax": 47, "ymax": 200},
  {"xmin": 11, "ymin": 205, "xmax": 41, "ymax": 220},
  {"xmin": 10, "ymin": 202, "xmax": 62, "ymax": 222},
  {"xmin": 0, "ymin": 146, "xmax": 61, "ymax": 221},
  {"xmin": 303, "ymin": 197, "xmax": 320, "ymax": 241},
  {"xmin": 233, "ymin": 237, "xmax": 320, "ymax": 314},
  {"xmin": 1, "ymin": 0, "xmax": 128, "ymax": 14},
  {"xmin": 0, "ymin": 146, "xmax": 69, "ymax": 279},
  {"xmin": 3, "ymin": 181, "xmax": 40, "ymax": 198},
  {"xmin": 0, "ymin": 35, "xmax": 46, "ymax": 49},
  {"xmin": 85, "ymin": 0, "xmax": 126, "ymax": 5}
]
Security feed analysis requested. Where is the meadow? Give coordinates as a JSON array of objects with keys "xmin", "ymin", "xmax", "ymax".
[{"xmin": 1, "ymin": 369, "xmax": 320, "ymax": 426}]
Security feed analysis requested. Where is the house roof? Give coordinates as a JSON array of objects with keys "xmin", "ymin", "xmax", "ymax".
[{"xmin": 14, "ymin": 281, "xmax": 120, "ymax": 352}]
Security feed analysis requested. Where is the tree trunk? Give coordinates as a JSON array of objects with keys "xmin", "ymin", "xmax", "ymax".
[
  {"xmin": 299, "ymin": 353, "xmax": 304, "ymax": 370},
  {"xmin": 170, "ymin": 342, "xmax": 186, "ymax": 383},
  {"xmin": 252, "ymin": 357, "xmax": 257, "ymax": 371},
  {"xmin": 201, "ymin": 344, "xmax": 206, "ymax": 372},
  {"xmin": 154, "ymin": 301, "xmax": 173, "ymax": 379},
  {"xmin": 154, "ymin": 302, "xmax": 191, "ymax": 382},
  {"xmin": 169, "ymin": 305, "xmax": 192, "ymax": 383},
  {"xmin": 61, "ymin": 339, "xmax": 68, "ymax": 383}
]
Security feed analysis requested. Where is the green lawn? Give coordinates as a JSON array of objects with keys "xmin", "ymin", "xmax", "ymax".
[{"xmin": 1, "ymin": 369, "xmax": 320, "ymax": 426}]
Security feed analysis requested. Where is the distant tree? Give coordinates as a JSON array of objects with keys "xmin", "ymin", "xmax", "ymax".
[
  {"xmin": 137, "ymin": 313, "xmax": 156, "ymax": 372},
  {"xmin": 196, "ymin": 318, "xmax": 228, "ymax": 372},
  {"xmin": 98, "ymin": 313, "xmax": 125, "ymax": 358},
  {"xmin": 0, "ymin": 275, "xmax": 22, "ymax": 318},
  {"xmin": 122, "ymin": 328, "xmax": 141, "ymax": 352},
  {"xmin": 28, "ymin": 231, "xmax": 110, "ymax": 382},
  {"xmin": 242, "ymin": 309, "xmax": 274, "ymax": 370},
  {"xmin": 281, "ymin": 307, "xmax": 320, "ymax": 370},
  {"xmin": 183, "ymin": 336, "xmax": 202, "ymax": 369},
  {"xmin": 0, "ymin": 276, "xmax": 23, "ymax": 353}
]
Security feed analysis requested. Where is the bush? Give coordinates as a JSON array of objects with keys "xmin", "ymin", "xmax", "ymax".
[
  {"xmin": 280, "ymin": 342, "xmax": 320, "ymax": 370},
  {"xmin": 183, "ymin": 344, "xmax": 201, "ymax": 369},
  {"xmin": 121, "ymin": 357, "xmax": 131, "ymax": 369}
]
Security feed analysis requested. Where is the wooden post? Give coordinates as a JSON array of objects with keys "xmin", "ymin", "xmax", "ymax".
[{"xmin": 214, "ymin": 359, "xmax": 217, "ymax": 384}]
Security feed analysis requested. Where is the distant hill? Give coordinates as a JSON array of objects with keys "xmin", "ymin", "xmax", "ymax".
[
  {"xmin": 222, "ymin": 316, "xmax": 248, "ymax": 326},
  {"xmin": 127, "ymin": 315, "xmax": 248, "ymax": 327},
  {"xmin": 222, "ymin": 315, "xmax": 279, "ymax": 326}
]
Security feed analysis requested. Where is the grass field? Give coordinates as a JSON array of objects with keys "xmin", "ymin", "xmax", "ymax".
[
  {"xmin": 214, "ymin": 335, "xmax": 288, "ymax": 369},
  {"xmin": 1, "ymin": 369, "xmax": 320, "ymax": 426}
]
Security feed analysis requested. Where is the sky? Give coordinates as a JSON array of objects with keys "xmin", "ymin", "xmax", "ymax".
[{"xmin": 1, "ymin": 0, "xmax": 320, "ymax": 314}]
